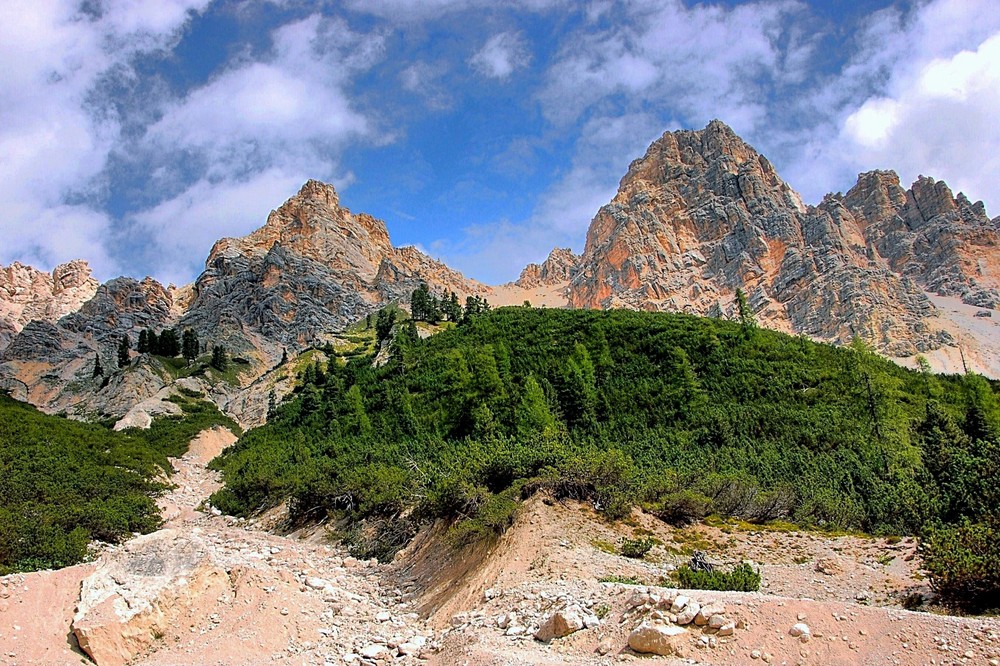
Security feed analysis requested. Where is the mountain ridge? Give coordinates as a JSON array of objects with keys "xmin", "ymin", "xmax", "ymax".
[{"xmin": 1, "ymin": 120, "xmax": 997, "ymax": 424}]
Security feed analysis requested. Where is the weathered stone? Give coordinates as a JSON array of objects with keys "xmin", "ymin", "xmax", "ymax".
[
  {"xmin": 72, "ymin": 530, "xmax": 230, "ymax": 666},
  {"xmin": 676, "ymin": 601, "xmax": 700, "ymax": 626},
  {"xmin": 534, "ymin": 608, "xmax": 585, "ymax": 641},
  {"xmin": 628, "ymin": 622, "xmax": 689, "ymax": 657}
]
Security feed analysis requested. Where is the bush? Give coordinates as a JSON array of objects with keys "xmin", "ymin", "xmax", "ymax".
[
  {"xmin": 921, "ymin": 519, "xmax": 1000, "ymax": 612},
  {"xmin": 619, "ymin": 536, "xmax": 655, "ymax": 559},
  {"xmin": 676, "ymin": 563, "xmax": 761, "ymax": 591},
  {"xmin": 648, "ymin": 490, "xmax": 711, "ymax": 526}
]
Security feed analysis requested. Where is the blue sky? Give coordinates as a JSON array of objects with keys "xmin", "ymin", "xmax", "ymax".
[{"xmin": 2, "ymin": 0, "xmax": 999, "ymax": 286}]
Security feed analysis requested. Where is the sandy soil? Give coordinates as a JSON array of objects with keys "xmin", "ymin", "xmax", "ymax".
[
  {"xmin": 895, "ymin": 294, "xmax": 998, "ymax": 378},
  {"xmin": 489, "ymin": 282, "xmax": 571, "ymax": 309}
]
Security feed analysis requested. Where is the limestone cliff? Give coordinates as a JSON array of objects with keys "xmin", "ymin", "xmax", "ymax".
[
  {"xmin": 565, "ymin": 120, "xmax": 977, "ymax": 357},
  {"xmin": 0, "ymin": 260, "xmax": 98, "ymax": 350},
  {"xmin": 180, "ymin": 180, "xmax": 489, "ymax": 369},
  {"xmin": 515, "ymin": 248, "xmax": 580, "ymax": 289}
]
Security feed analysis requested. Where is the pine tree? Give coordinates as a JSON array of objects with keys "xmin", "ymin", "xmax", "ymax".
[
  {"xmin": 93, "ymin": 354, "xmax": 104, "ymax": 378},
  {"xmin": 735, "ymin": 288, "xmax": 757, "ymax": 339},
  {"xmin": 375, "ymin": 309, "xmax": 397, "ymax": 346},
  {"xmin": 146, "ymin": 329, "xmax": 159, "ymax": 355},
  {"xmin": 211, "ymin": 345, "xmax": 229, "ymax": 371},
  {"xmin": 159, "ymin": 328, "xmax": 180, "ymax": 357},
  {"xmin": 137, "ymin": 329, "xmax": 149, "ymax": 354},
  {"xmin": 182, "ymin": 329, "xmax": 199, "ymax": 365},
  {"xmin": 267, "ymin": 391, "xmax": 278, "ymax": 420},
  {"xmin": 280, "ymin": 348, "xmax": 288, "ymax": 365},
  {"xmin": 117, "ymin": 336, "xmax": 130, "ymax": 368}
]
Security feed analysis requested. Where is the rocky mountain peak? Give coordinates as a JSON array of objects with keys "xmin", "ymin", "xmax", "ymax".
[
  {"xmin": 0, "ymin": 259, "xmax": 100, "ymax": 351},
  {"xmin": 515, "ymin": 248, "xmax": 580, "ymax": 288},
  {"xmin": 568, "ymin": 121, "xmax": 964, "ymax": 357}
]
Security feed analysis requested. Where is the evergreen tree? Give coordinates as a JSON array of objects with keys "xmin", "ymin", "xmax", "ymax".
[
  {"xmin": 182, "ymin": 329, "xmax": 199, "ymax": 365},
  {"xmin": 211, "ymin": 345, "xmax": 229, "ymax": 371},
  {"xmin": 365, "ymin": 313, "xmax": 372, "ymax": 330},
  {"xmin": 92, "ymin": 354, "xmax": 103, "ymax": 378},
  {"xmin": 735, "ymin": 288, "xmax": 757, "ymax": 339},
  {"xmin": 146, "ymin": 329, "xmax": 159, "ymax": 355},
  {"xmin": 117, "ymin": 336, "xmax": 130, "ymax": 368},
  {"xmin": 375, "ymin": 309, "xmax": 397, "ymax": 346},
  {"xmin": 267, "ymin": 391, "xmax": 278, "ymax": 420},
  {"xmin": 158, "ymin": 328, "xmax": 180, "ymax": 357},
  {"xmin": 280, "ymin": 348, "xmax": 288, "ymax": 365},
  {"xmin": 410, "ymin": 282, "xmax": 431, "ymax": 321},
  {"xmin": 137, "ymin": 329, "xmax": 149, "ymax": 354},
  {"xmin": 445, "ymin": 291, "xmax": 462, "ymax": 322}
]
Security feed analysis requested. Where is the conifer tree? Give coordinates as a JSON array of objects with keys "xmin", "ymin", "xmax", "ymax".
[
  {"xmin": 182, "ymin": 329, "xmax": 199, "ymax": 365},
  {"xmin": 117, "ymin": 336, "xmax": 130, "ymax": 368},
  {"xmin": 211, "ymin": 345, "xmax": 229, "ymax": 371},
  {"xmin": 146, "ymin": 329, "xmax": 159, "ymax": 355},
  {"xmin": 92, "ymin": 354, "xmax": 103, "ymax": 378},
  {"xmin": 137, "ymin": 329, "xmax": 149, "ymax": 354}
]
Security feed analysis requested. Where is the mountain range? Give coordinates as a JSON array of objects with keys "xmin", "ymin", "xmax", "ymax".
[{"xmin": 1, "ymin": 120, "xmax": 997, "ymax": 427}]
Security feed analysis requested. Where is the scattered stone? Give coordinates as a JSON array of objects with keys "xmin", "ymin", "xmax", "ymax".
[
  {"xmin": 535, "ymin": 608, "xmax": 585, "ymax": 642},
  {"xmin": 628, "ymin": 622, "xmax": 688, "ymax": 657},
  {"xmin": 815, "ymin": 557, "xmax": 844, "ymax": 576},
  {"xmin": 676, "ymin": 601, "xmax": 700, "ymax": 626},
  {"xmin": 790, "ymin": 623, "xmax": 812, "ymax": 643}
]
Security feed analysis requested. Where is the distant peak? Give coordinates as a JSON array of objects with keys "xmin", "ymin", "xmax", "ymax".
[{"xmin": 294, "ymin": 179, "xmax": 340, "ymax": 207}]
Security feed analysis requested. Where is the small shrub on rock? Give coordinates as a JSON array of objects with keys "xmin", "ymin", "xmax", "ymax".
[
  {"xmin": 677, "ymin": 562, "xmax": 761, "ymax": 591},
  {"xmin": 619, "ymin": 536, "xmax": 655, "ymax": 559}
]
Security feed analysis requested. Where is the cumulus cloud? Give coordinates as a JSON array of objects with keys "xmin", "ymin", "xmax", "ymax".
[
  {"xmin": 0, "ymin": 0, "xmax": 210, "ymax": 276},
  {"xmin": 343, "ymin": 0, "xmax": 564, "ymax": 22},
  {"xmin": 836, "ymin": 26, "xmax": 1000, "ymax": 212},
  {"xmin": 775, "ymin": 0, "xmax": 1000, "ymax": 210},
  {"xmin": 469, "ymin": 32, "xmax": 530, "ymax": 80},
  {"xmin": 125, "ymin": 13, "xmax": 386, "ymax": 280}
]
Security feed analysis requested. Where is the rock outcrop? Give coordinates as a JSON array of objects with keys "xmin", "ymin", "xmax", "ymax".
[
  {"xmin": 72, "ymin": 530, "xmax": 230, "ymax": 666},
  {"xmin": 0, "ymin": 260, "xmax": 98, "ymax": 350},
  {"xmin": 0, "ymin": 276, "xmax": 177, "ymax": 417},
  {"xmin": 514, "ymin": 248, "xmax": 579, "ymax": 288},
  {"xmin": 180, "ymin": 180, "xmax": 489, "ymax": 369},
  {"xmin": 564, "ymin": 120, "xmax": 997, "ymax": 357}
]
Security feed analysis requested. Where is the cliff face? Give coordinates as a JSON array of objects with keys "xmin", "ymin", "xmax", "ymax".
[
  {"xmin": 564, "ymin": 120, "xmax": 998, "ymax": 357},
  {"xmin": 0, "ymin": 277, "xmax": 177, "ymax": 417},
  {"xmin": 181, "ymin": 180, "xmax": 489, "ymax": 368},
  {"xmin": 0, "ymin": 260, "xmax": 99, "ymax": 350},
  {"xmin": 0, "ymin": 180, "xmax": 489, "ymax": 422},
  {"xmin": 515, "ymin": 248, "xmax": 580, "ymax": 289}
]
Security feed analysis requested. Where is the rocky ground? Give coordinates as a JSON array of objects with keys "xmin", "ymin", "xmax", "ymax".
[{"xmin": 1, "ymin": 428, "xmax": 999, "ymax": 666}]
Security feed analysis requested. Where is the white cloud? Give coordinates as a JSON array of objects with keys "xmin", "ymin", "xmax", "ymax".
[
  {"xmin": 0, "ymin": 0, "xmax": 209, "ymax": 277},
  {"xmin": 782, "ymin": 0, "xmax": 1000, "ymax": 212},
  {"xmin": 343, "ymin": 0, "xmax": 564, "ymax": 22},
  {"xmin": 469, "ymin": 32, "xmax": 530, "ymax": 80},
  {"xmin": 130, "ymin": 170, "xmax": 316, "ymax": 285},
  {"xmin": 125, "ymin": 14, "xmax": 386, "ymax": 279}
]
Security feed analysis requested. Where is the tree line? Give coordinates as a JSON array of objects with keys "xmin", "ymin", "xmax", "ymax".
[{"xmin": 95, "ymin": 327, "xmax": 229, "ymax": 377}]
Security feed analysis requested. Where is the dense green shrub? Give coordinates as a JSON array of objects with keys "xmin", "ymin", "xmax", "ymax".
[
  {"xmin": 921, "ymin": 519, "xmax": 1000, "ymax": 612},
  {"xmin": 676, "ymin": 563, "xmax": 761, "ymax": 592},
  {"xmin": 619, "ymin": 536, "xmax": 655, "ymax": 559},
  {"xmin": 209, "ymin": 307, "xmax": 1000, "ymax": 567}
]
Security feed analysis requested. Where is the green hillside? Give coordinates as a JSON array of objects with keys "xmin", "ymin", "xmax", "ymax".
[
  {"xmin": 209, "ymin": 307, "xmax": 999, "ymax": 604},
  {"xmin": 0, "ymin": 390, "xmax": 238, "ymax": 573}
]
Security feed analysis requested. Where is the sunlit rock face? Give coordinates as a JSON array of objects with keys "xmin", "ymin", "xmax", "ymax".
[{"xmin": 565, "ymin": 120, "xmax": 999, "ymax": 357}]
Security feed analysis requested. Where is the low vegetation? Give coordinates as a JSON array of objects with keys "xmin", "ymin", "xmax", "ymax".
[
  {"xmin": 0, "ymin": 390, "xmax": 237, "ymax": 574},
  {"xmin": 676, "ymin": 563, "xmax": 761, "ymax": 592},
  {"xmin": 207, "ymin": 307, "xmax": 1000, "ymax": 609}
]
